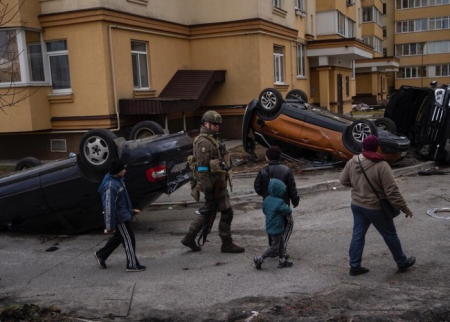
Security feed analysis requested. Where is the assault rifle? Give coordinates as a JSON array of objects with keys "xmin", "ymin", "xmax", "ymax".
[{"xmin": 197, "ymin": 178, "xmax": 222, "ymax": 246}]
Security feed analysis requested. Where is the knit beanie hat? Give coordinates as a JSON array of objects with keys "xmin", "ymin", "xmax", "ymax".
[
  {"xmin": 362, "ymin": 135, "xmax": 379, "ymax": 152},
  {"xmin": 109, "ymin": 157, "xmax": 126, "ymax": 174},
  {"xmin": 266, "ymin": 146, "xmax": 281, "ymax": 160}
]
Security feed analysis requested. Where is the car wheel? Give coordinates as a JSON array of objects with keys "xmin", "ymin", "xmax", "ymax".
[
  {"xmin": 343, "ymin": 120, "xmax": 378, "ymax": 153},
  {"xmin": 14, "ymin": 157, "xmax": 43, "ymax": 171},
  {"xmin": 130, "ymin": 121, "xmax": 165, "ymax": 140},
  {"xmin": 257, "ymin": 88, "xmax": 283, "ymax": 116},
  {"xmin": 374, "ymin": 117, "xmax": 397, "ymax": 133},
  {"xmin": 79, "ymin": 129, "xmax": 118, "ymax": 171},
  {"xmin": 285, "ymin": 89, "xmax": 308, "ymax": 103}
]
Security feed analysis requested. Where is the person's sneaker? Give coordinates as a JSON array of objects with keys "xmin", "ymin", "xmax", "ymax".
[
  {"xmin": 126, "ymin": 264, "xmax": 146, "ymax": 272},
  {"xmin": 349, "ymin": 266, "xmax": 369, "ymax": 276},
  {"xmin": 181, "ymin": 237, "xmax": 201, "ymax": 252},
  {"xmin": 398, "ymin": 256, "xmax": 416, "ymax": 273},
  {"xmin": 254, "ymin": 256, "xmax": 263, "ymax": 270},
  {"xmin": 221, "ymin": 243, "xmax": 245, "ymax": 253},
  {"xmin": 94, "ymin": 252, "xmax": 106, "ymax": 269},
  {"xmin": 277, "ymin": 259, "xmax": 293, "ymax": 268}
]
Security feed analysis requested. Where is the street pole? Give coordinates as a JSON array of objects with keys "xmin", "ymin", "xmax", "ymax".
[{"xmin": 421, "ymin": 42, "xmax": 425, "ymax": 87}]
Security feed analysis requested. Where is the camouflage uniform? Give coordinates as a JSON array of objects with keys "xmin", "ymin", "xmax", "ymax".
[{"xmin": 182, "ymin": 112, "xmax": 244, "ymax": 253}]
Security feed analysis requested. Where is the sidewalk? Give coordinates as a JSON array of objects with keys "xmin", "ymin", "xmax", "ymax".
[{"xmin": 154, "ymin": 137, "xmax": 434, "ymax": 207}]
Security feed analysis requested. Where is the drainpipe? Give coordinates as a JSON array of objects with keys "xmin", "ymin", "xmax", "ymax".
[{"xmin": 109, "ymin": 25, "xmax": 121, "ymax": 131}]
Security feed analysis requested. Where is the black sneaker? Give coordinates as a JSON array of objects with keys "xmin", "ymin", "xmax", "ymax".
[
  {"xmin": 126, "ymin": 264, "xmax": 146, "ymax": 272},
  {"xmin": 94, "ymin": 252, "xmax": 106, "ymax": 269},
  {"xmin": 277, "ymin": 259, "xmax": 293, "ymax": 268},
  {"xmin": 253, "ymin": 256, "xmax": 263, "ymax": 270},
  {"xmin": 398, "ymin": 257, "xmax": 416, "ymax": 273},
  {"xmin": 349, "ymin": 266, "xmax": 369, "ymax": 276}
]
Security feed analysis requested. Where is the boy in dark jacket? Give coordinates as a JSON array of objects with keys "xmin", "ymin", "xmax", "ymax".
[
  {"xmin": 94, "ymin": 158, "xmax": 146, "ymax": 272},
  {"xmin": 254, "ymin": 146, "xmax": 299, "ymax": 257},
  {"xmin": 254, "ymin": 178, "xmax": 293, "ymax": 269}
]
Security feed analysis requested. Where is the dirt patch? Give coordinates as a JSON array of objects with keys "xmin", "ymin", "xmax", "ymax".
[
  {"xmin": 0, "ymin": 304, "xmax": 76, "ymax": 322},
  {"xmin": 228, "ymin": 143, "xmax": 304, "ymax": 174}
]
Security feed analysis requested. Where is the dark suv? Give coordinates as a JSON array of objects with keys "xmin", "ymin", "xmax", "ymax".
[{"xmin": 382, "ymin": 85, "xmax": 450, "ymax": 164}]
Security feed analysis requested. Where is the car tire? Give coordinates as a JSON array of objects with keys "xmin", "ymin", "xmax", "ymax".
[
  {"xmin": 374, "ymin": 117, "xmax": 397, "ymax": 133},
  {"xmin": 79, "ymin": 129, "xmax": 118, "ymax": 171},
  {"xmin": 257, "ymin": 88, "xmax": 284, "ymax": 117},
  {"xmin": 285, "ymin": 89, "xmax": 308, "ymax": 103},
  {"xmin": 130, "ymin": 121, "xmax": 165, "ymax": 140},
  {"xmin": 14, "ymin": 157, "xmax": 43, "ymax": 171},
  {"xmin": 343, "ymin": 120, "xmax": 378, "ymax": 154}
]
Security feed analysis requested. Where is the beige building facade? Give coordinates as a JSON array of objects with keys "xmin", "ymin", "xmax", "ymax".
[{"xmin": 0, "ymin": 0, "xmax": 448, "ymax": 160}]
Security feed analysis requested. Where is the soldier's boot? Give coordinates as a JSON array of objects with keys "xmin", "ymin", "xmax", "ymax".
[
  {"xmin": 181, "ymin": 235, "xmax": 201, "ymax": 252},
  {"xmin": 221, "ymin": 238, "xmax": 245, "ymax": 253}
]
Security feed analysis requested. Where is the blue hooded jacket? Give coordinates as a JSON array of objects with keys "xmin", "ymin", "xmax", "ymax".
[
  {"xmin": 263, "ymin": 178, "xmax": 292, "ymax": 235},
  {"xmin": 98, "ymin": 173, "xmax": 133, "ymax": 231}
]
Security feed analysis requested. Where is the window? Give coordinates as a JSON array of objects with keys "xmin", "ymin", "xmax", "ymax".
[
  {"xmin": 428, "ymin": 40, "xmax": 450, "ymax": 54},
  {"xmin": 436, "ymin": 64, "xmax": 450, "ymax": 76},
  {"xmin": 0, "ymin": 30, "xmax": 21, "ymax": 83},
  {"xmin": 47, "ymin": 40, "xmax": 71, "ymax": 92},
  {"xmin": 395, "ymin": 43, "xmax": 425, "ymax": 56},
  {"xmin": 131, "ymin": 41, "xmax": 149, "ymax": 89},
  {"xmin": 395, "ymin": 19, "xmax": 427, "ymax": 33},
  {"xmin": 362, "ymin": 7, "xmax": 383, "ymax": 26},
  {"xmin": 383, "ymin": 3, "xmax": 387, "ymax": 14},
  {"xmin": 345, "ymin": 76, "xmax": 350, "ymax": 97},
  {"xmin": 383, "ymin": 48, "xmax": 388, "ymax": 57},
  {"xmin": 26, "ymin": 31, "xmax": 44, "ymax": 82},
  {"xmin": 273, "ymin": 46, "xmax": 284, "ymax": 84},
  {"xmin": 296, "ymin": 43, "xmax": 305, "ymax": 77},
  {"xmin": 338, "ymin": 12, "xmax": 346, "ymax": 36},
  {"xmin": 295, "ymin": 0, "xmax": 305, "ymax": 11},
  {"xmin": 362, "ymin": 36, "xmax": 383, "ymax": 53},
  {"xmin": 396, "ymin": 0, "xmax": 427, "ymax": 9},
  {"xmin": 351, "ymin": 60, "xmax": 355, "ymax": 79},
  {"xmin": 337, "ymin": 12, "xmax": 355, "ymax": 37},
  {"xmin": 383, "ymin": 27, "xmax": 387, "ymax": 37},
  {"xmin": 0, "ymin": 29, "xmax": 47, "ymax": 86},
  {"xmin": 430, "ymin": 0, "xmax": 450, "ymax": 5},
  {"xmin": 397, "ymin": 66, "xmax": 427, "ymax": 78},
  {"xmin": 429, "ymin": 16, "xmax": 450, "ymax": 30},
  {"xmin": 273, "ymin": 0, "xmax": 282, "ymax": 9}
]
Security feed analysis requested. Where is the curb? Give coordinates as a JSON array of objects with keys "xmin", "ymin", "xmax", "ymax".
[{"xmin": 149, "ymin": 161, "xmax": 435, "ymax": 208}]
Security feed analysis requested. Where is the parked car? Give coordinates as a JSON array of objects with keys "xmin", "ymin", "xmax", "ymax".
[
  {"xmin": 242, "ymin": 88, "xmax": 410, "ymax": 165},
  {"xmin": 377, "ymin": 84, "xmax": 450, "ymax": 164},
  {"xmin": 0, "ymin": 125, "xmax": 193, "ymax": 234}
]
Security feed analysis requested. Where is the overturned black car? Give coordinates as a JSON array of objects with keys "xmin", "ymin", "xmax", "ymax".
[
  {"xmin": 0, "ymin": 125, "xmax": 193, "ymax": 234},
  {"xmin": 377, "ymin": 84, "xmax": 450, "ymax": 164}
]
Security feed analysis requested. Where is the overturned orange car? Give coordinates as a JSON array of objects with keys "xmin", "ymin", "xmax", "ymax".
[{"xmin": 242, "ymin": 88, "xmax": 410, "ymax": 165}]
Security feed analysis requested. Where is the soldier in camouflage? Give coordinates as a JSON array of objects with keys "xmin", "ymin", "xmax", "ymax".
[{"xmin": 181, "ymin": 110, "xmax": 245, "ymax": 253}]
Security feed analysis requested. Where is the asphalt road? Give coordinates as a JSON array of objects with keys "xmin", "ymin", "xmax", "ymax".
[{"xmin": 0, "ymin": 162, "xmax": 449, "ymax": 321}]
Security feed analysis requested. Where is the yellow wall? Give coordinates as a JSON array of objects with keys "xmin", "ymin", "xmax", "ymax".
[
  {"xmin": 356, "ymin": 73, "xmax": 372, "ymax": 93},
  {"xmin": 0, "ymin": 87, "xmax": 52, "ymax": 131}
]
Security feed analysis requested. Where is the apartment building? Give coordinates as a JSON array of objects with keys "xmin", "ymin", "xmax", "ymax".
[
  {"xmin": 389, "ymin": 0, "xmax": 450, "ymax": 89},
  {"xmin": 1, "ymin": 0, "xmax": 445, "ymax": 161}
]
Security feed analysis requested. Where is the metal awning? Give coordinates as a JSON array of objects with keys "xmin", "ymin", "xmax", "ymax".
[{"xmin": 119, "ymin": 70, "xmax": 226, "ymax": 115}]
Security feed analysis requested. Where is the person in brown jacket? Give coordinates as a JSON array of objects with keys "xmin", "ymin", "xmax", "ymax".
[{"xmin": 340, "ymin": 135, "xmax": 415, "ymax": 276}]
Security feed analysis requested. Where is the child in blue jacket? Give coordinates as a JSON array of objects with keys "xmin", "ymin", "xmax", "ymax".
[{"xmin": 254, "ymin": 178, "xmax": 293, "ymax": 269}]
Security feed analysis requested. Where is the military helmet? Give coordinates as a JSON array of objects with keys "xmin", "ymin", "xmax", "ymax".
[{"xmin": 201, "ymin": 110, "xmax": 222, "ymax": 124}]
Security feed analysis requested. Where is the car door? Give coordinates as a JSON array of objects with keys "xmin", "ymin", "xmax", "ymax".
[
  {"xmin": 415, "ymin": 88, "xmax": 447, "ymax": 159},
  {"xmin": 0, "ymin": 169, "xmax": 50, "ymax": 226}
]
